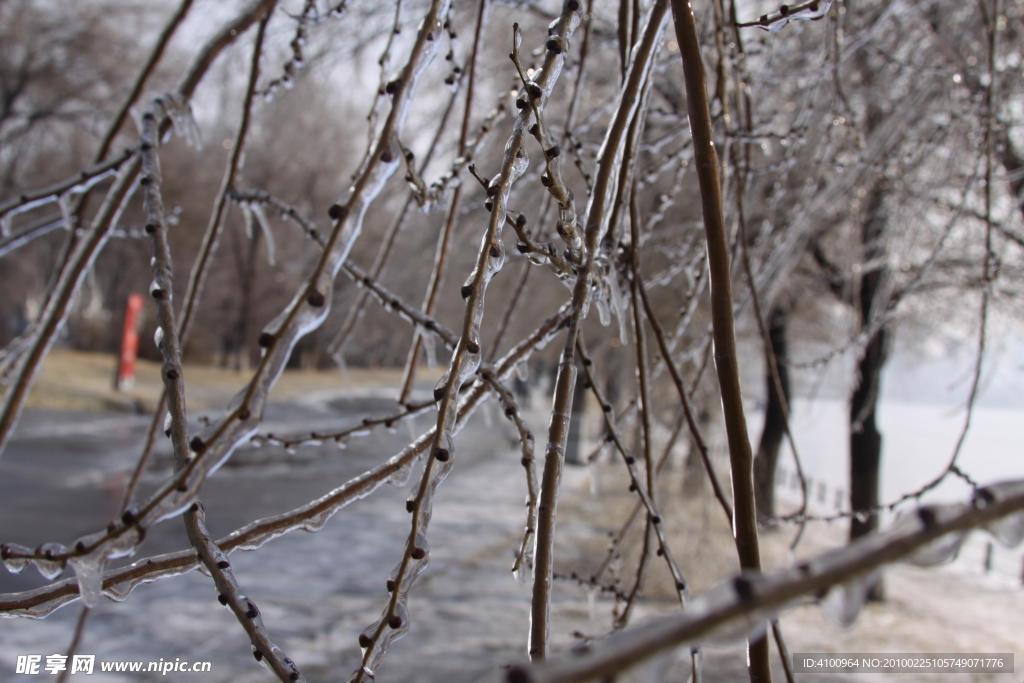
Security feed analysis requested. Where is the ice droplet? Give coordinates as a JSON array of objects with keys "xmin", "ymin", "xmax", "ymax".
[
  {"xmin": 420, "ymin": 328, "xmax": 437, "ymax": 371},
  {"xmin": 154, "ymin": 326, "xmax": 164, "ymax": 350},
  {"xmin": 819, "ymin": 570, "xmax": 879, "ymax": 628},
  {"xmin": 2, "ymin": 543, "xmax": 32, "ymax": 574},
  {"xmin": 512, "ymin": 558, "xmax": 530, "ymax": 586},
  {"xmin": 33, "ymin": 543, "xmax": 67, "ymax": 580}
]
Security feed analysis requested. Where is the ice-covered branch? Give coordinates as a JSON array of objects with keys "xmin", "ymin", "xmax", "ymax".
[
  {"xmin": 531, "ymin": 0, "xmax": 666, "ymax": 659},
  {"xmin": 0, "ymin": 306, "xmax": 571, "ymax": 618},
  {"xmin": 508, "ymin": 479, "xmax": 1024, "ymax": 683}
]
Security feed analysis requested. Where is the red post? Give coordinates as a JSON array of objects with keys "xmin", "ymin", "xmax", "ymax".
[{"xmin": 115, "ymin": 294, "xmax": 145, "ymax": 391}]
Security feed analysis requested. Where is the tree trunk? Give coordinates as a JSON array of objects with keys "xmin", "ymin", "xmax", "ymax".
[
  {"xmin": 849, "ymin": 180, "xmax": 890, "ymax": 600},
  {"xmin": 754, "ymin": 305, "xmax": 790, "ymax": 525},
  {"xmin": 231, "ymin": 227, "xmax": 261, "ymax": 373}
]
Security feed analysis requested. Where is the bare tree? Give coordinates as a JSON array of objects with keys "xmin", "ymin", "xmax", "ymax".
[{"xmin": 1, "ymin": 1, "xmax": 1023, "ymax": 683}]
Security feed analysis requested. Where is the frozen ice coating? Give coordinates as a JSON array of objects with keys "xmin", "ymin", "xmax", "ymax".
[
  {"xmin": 907, "ymin": 530, "xmax": 967, "ymax": 567},
  {"xmin": 10, "ymin": 0, "xmax": 1024, "ymax": 677},
  {"xmin": 985, "ymin": 509, "xmax": 1024, "ymax": 547},
  {"xmin": 819, "ymin": 570, "xmax": 879, "ymax": 629}
]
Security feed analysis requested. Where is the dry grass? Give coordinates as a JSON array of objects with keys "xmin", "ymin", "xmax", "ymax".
[{"xmin": 2, "ymin": 348, "xmax": 443, "ymax": 414}]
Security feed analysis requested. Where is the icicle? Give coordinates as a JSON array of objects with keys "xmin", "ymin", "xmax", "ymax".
[
  {"xmin": 420, "ymin": 327, "xmax": 437, "ymax": 370},
  {"xmin": 512, "ymin": 546, "xmax": 533, "ymax": 586},
  {"xmin": 607, "ymin": 271, "xmax": 629, "ymax": 343},
  {"xmin": 516, "ymin": 360, "xmax": 529, "ymax": 381},
  {"xmin": 66, "ymin": 553, "xmax": 103, "ymax": 608},
  {"xmin": 585, "ymin": 584, "xmax": 598, "ymax": 621},
  {"xmin": 58, "ymin": 192, "xmax": 73, "ymax": 231},
  {"xmin": 162, "ymin": 94, "xmax": 203, "ymax": 148},
  {"xmin": 154, "ymin": 326, "xmax": 165, "ymax": 350},
  {"xmin": 595, "ymin": 290, "xmax": 611, "ymax": 326},
  {"xmin": 129, "ymin": 106, "xmax": 143, "ymax": 135},
  {"xmin": 241, "ymin": 202, "xmax": 254, "ymax": 239},
  {"xmin": 250, "ymin": 202, "xmax": 276, "ymax": 266}
]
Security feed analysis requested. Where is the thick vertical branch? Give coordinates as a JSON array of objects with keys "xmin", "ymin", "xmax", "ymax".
[
  {"xmin": 531, "ymin": 0, "xmax": 667, "ymax": 660},
  {"xmin": 121, "ymin": 1, "xmax": 270, "ymax": 510},
  {"xmin": 668, "ymin": 1, "xmax": 769, "ymax": 681}
]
